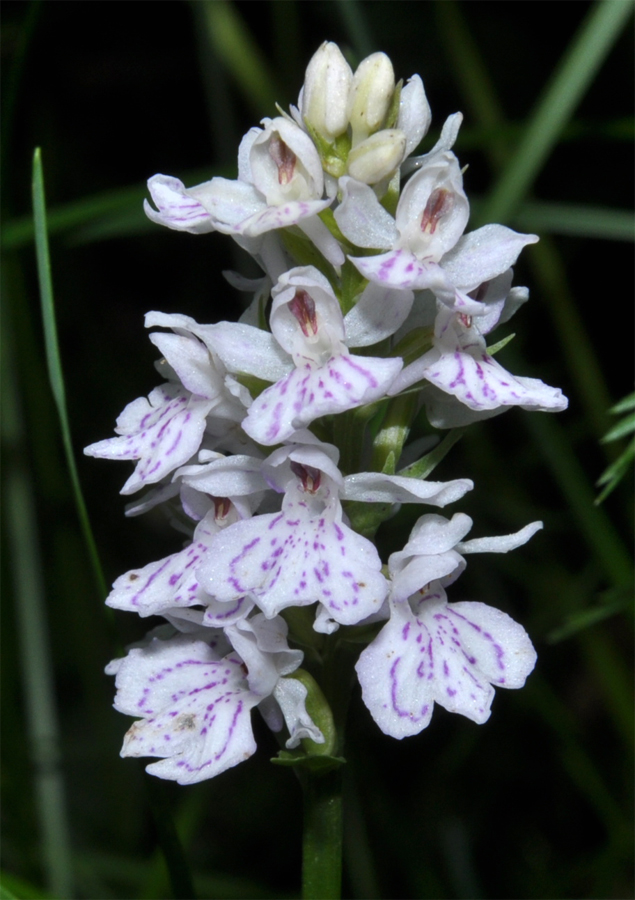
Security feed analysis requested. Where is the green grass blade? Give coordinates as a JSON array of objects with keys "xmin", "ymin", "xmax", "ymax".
[
  {"xmin": 512, "ymin": 201, "xmax": 635, "ymax": 242},
  {"xmin": 334, "ymin": 0, "xmax": 375, "ymax": 61},
  {"xmin": 479, "ymin": 0, "xmax": 634, "ymax": 225},
  {"xmin": 32, "ymin": 148, "xmax": 108, "ymax": 601},
  {"xmin": 521, "ymin": 404, "xmax": 632, "ymax": 587},
  {"xmin": 198, "ymin": 0, "xmax": 281, "ymax": 116},
  {"xmin": 440, "ymin": 0, "xmax": 621, "ymax": 437},
  {"xmin": 3, "ymin": 166, "xmax": 222, "ymax": 250},
  {"xmin": 2, "ymin": 295, "xmax": 74, "ymax": 900},
  {"xmin": 610, "ymin": 391, "xmax": 635, "ymax": 415}
]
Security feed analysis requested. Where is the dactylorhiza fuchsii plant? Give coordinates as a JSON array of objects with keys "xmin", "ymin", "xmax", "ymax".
[{"xmin": 85, "ymin": 41, "xmax": 567, "ymax": 893}]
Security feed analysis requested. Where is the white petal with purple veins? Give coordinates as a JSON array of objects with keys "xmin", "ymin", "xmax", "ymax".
[
  {"xmin": 349, "ymin": 249, "xmax": 448, "ymax": 292},
  {"xmin": 421, "ymin": 344, "xmax": 567, "ymax": 412},
  {"xmin": 238, "ymin": 199, "xmax": 333, "ymax": 237},
  {"xmin": 144, "ymin": 175, "xmax": 216, "ymax": 234},
  {"xmin": 242, "ymin": 353, "xmax": 403, "ymax": 445},
  {"xmin": 106, "ymin": 510, "xmax": 220, "ymax": 616},
  {"xmin": 84, "ymin": 384, "xmax": 214, "ymax": 494},
  {"xmin": 198, "ymin": 498, "xmax": 388, "ymax": 626},
  {"xmin": 356, "ymin": 587, "xmax": 536, "ymax": 738},
  {"xmin": 113, "ymin": 635, "xmax": 260, "ymax": 784}
]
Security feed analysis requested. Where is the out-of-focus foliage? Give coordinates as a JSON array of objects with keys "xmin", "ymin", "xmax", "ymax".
[
  {"xmin": 2, "ymin": 2, "xmax": 633, "ymax": 898},
  {"xmin": 596, "ymin": 392, "xmax": 635, "ymax": 503}
]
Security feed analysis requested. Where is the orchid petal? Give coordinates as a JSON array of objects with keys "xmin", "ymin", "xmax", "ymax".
[
  {"xmin": 456, "ymin": 521, "xmax": 543, "ymax": 555},
  {"xmin": 334, "ymin": 176, "xmax": 397, "ymax": 249},
  {"xmin": 349, "ymin": 248, "xmax": 446, "ymax": 292},
  {"xmin": 356, "ymin": 586, "xmax": 536, "ymax": 738},
  {"xmin": 343, "ymin": 282, "xmax": 414, "ymax": 346},
  {"xmin": 84, "ymin": 385, "xmax": 214, "ymax": 494},
  {"xmin": 342, "ymin": 472, "xmax": 473, "ymax": 507},
  {"xmin": 112, "ymin": 635, "xmax": 260, "ymax": 784},
  {"xmin": 242, "ymin": 354, "xmax": 403, "ymax": 445},
  {"xmin": 106, "ymin": 510, "xmax": 221, "ymax": 616},
  {"xmin": 202, "ymin": 321, "xmax": 292, "ymax": 382},
  {"xmin": 148, "ymin": 332, "xmax": 221, "ymax": 399},
  {"xmin": 398, "ymin": 75, "xmax": 431, "ymax": 156},
  {"xmin": 144, "ymin": 175, "xmax": 216, "ymax": 234},
  {"xmin": 239, "ymin": 198, "xmax": 333, "ymax": 237},
  {"xmin": 197, "ymin": 499, "xmax": 388, "ymax": 626},
  {"xmin": 441, "ymin": 225, "xmax": 539, "ymax": 293}
]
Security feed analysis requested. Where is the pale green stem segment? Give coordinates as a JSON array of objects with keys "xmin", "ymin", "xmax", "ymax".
[{"xmin": 371, "ymin": 392, "xmax": 418, "ymax": 472}]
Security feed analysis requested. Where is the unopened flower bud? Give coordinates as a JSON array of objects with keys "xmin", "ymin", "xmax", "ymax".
[
  {"xmin": 301, "ymin": 41, "xmax": 353, "ymax": 141},
  {"xmin": 347, "ymin": 128, "xmax": 406, "ymax": 184},
  {"xmin": 348, "ymin": 52, "xmax": 395, "ymax": 145}
]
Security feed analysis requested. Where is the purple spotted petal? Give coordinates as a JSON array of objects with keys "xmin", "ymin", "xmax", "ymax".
[
  {"xmin": 355, "ymin": 588, "xmax": 536, "ymax": 738},
  {"xmin": 238, "ymin": 198, "xmax": 332, "ymax": 237},
  {"xmin": 419, "ymin": 344, "xmax": 567, "ymax": 412},
  {"xmin": 242, "ymin": 353, "xmax": 403, "ymax": 446},
  {"xmin": 84, "ymin": 384, "xmax": 215, "ymax": 494},
  {"xmin": 112, "ymin": 635, "xmax": 260, "ymax": 784},
  {"xmin": 197, "ymin": 498, "xmax": 388, "ymax": 626},
  {"xmin": 106, "ymin": 510, "xmax": 220, "ymax": 617},
  {"xmin": 349, "ymin": 248, "xmax": 444, "ymax": 291}
]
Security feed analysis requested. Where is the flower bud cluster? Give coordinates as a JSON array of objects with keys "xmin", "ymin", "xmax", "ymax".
[{"xmin": 87, "ymin": 43, "xmax": 567, "ymax": 783}]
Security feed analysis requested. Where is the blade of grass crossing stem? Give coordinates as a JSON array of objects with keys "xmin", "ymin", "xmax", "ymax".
[
  {"xmin": 2, "ymin": 294, "xmax": 74, "ymax": 899},
  {"xmin": 479, "ymin": 0, "xmax": 634, "ymax": 226},
  {"xmin": 31, "ymin": 148, "xmax": 108, "ymax": 602}
]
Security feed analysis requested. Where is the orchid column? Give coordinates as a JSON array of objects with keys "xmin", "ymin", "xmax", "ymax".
[{"xmin": 85, "ymin": 41, "xmax": 567, "ymax": 899}]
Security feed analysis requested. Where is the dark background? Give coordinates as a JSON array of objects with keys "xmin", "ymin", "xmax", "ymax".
[{"xmin": 2, "ymin": 2, "xmax": 633, "ymax": 898}]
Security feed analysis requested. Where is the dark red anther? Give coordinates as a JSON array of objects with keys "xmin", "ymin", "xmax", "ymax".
[
  {"xmin": 269, "ymin": 135, "xmax": 297, "ymax": 185},
  {"xmin": 420, "ymin": 188, "xmax": 453, "ymax": 235},
  {"xmin": 458, "ymin": 314, "xmax": 472, "ymax": 328},
  {"xmin": 289, "ymin": 461, "xmax": 322, "ymax": 494},
  {"xmin": 213, "ymin": 497, "xmax": 231, "ymax": 521},
  {"xmin": 288, "ymin": 289, "xmax": 318, "ymax": 337}
]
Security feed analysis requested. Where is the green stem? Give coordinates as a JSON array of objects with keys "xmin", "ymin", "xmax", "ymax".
[
  {"xmin": 370, "ymin": 392, "xmax": 418, "ymax": 472},
  {"xmin": 301, "ymin": 767, "xmax": 343, "ymax": 900}
]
